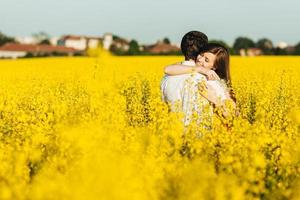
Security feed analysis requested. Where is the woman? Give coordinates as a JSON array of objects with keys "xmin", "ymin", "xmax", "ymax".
[{"xmin": 164, "ymin": 43, "xmax": 236, "ymax": 117}]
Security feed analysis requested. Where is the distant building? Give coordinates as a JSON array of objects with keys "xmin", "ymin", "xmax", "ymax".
[
  {"xmin": 87, "ymin": 37, "xmax": 102, "ymax": 49},
  {"xmin": 113, "ymin": 38, "xmax": 130, "ymax": 51},
  {"xmin": 240, "ymin": 48, "xmax": 262, "ymax": 56},
  {"xmin": 57, "ymin": 35, "xmax": 86, "ymax": 50},
  {"xmin": 144, "ymin": 41, "xmax": 180, "ymax": 54},
  {"xmin": 247, "ymin": 48, "xmax": 263, "ymax": 56},
  {"xmin": 15, "ymin": 36, "xmax": 39, "ymax": 44},
  {"xmin": 50, "ymin": 37, "xmax": 60, "ymax": 46},
  {"xmin": 58, "ymin": 35, "xmax": 102, "ymax": 50},
  {"xmin": 286, "ymin": 46, "xmax": 295, "ymax": 54},
  {"xmin": 277, "ymin": 42, "xmax": 288, "ymax": 49},
  {"xmin": 103, "ymin": 33, "xmax": 113, "ymax": 50},
  {"xmin": 0, "ymin": 43, "xmax": 82, "ymax": 59},
  {"xmin": 108, "ymin": 36, "xmax": 130, "ymax": 54}
]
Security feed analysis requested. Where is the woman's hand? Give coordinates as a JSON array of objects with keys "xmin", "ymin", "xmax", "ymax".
[
  {"xmin": 195, "ymin": 66, "xmax": 220, "ymax": 80},
  {"xmin": 204, "ymin": 70, "xmax": 220, "ymax": 81},
  {"xmin": 198, "ymin": 81, "xmax": 221, "ymax": 106}
]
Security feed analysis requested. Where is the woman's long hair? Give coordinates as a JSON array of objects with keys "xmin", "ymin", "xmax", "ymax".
[{"xmin": 204, "ymin": 43, "xmax": 236, "ymax": 102}]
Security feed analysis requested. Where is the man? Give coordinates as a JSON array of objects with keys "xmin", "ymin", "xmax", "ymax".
[{"xmin": 160, "ymin": 31, "xmax": 211, "ymax": 125}]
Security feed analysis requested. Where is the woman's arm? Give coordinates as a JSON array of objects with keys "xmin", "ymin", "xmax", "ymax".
[
  {"xmin": 164, "ymin": 63, "xmax": 220, "ymax": 80},
  {"xmin": 164, "ymin": 63, "xmax": 196, "ymax": 75}
]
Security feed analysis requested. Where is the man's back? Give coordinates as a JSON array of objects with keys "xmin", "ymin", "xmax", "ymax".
[
  {"xmin": 160, "ymin": 61, "xmax": 210, "ymax": 125},
  {"xmin": 161, "ymin": 73, "xmax": 193, "ymax": 105}
]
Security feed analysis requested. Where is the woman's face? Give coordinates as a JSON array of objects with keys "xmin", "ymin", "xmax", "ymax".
[{"xmin": 196, "ymin": 52, "xmax": 216, "ymax": 70}]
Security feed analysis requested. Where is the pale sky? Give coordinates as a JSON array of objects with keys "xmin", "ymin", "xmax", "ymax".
[{"xmin": 1, "ymin": 0, "xmax": 299, "ymax": 46}]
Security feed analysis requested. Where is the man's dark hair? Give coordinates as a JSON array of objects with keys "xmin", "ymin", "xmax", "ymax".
[{"xmin": 180, "ymin": 31, "xmax": 208, "ymax": 61}]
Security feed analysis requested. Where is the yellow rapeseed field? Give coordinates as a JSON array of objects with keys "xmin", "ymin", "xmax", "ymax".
[{"xmin": 0, "ymin": 51, "xmax": 299, "ymax": 200}]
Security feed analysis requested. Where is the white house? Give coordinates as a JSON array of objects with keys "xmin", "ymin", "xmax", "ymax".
[
  {"xmin": 239, "ymin": 48, "xmax": 262, "ymax": 57},
  {"xmin": 15, "ymin": 36, "xmax": 39, "ymax": 44},
  {"xmin": 58, "ymin": 35, "xmax": 102, "ymax": 50},
  {"xmin": 58, "ymin": 35, "xmax": 87, "ymax": 50},
  {"xmin": 103, "ymin": 33, "xmax": 113, "ymax": 50},
  {"xmin": 0, "ymin": 50, "xmax": 26, "ymax": 59},
  {"xmin": 50, "ymin": 37, "xmax": 59, "ymax": 46},
  {"xmin": 87, "ymin": 37, "xmax": 102, "ymax": 49},
  {"xmin": 277, "ymin": 42, "xmax": 288, "ymax": 49}
]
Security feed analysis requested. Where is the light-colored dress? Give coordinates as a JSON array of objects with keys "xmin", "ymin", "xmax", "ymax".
[{"xmin": 206, "ymin": 80, "xmax": 229, "ymax": 103}]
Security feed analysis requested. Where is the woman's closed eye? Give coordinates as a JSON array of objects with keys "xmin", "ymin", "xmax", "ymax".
[{"xmin": 197, "ymin": 55, "xmax": 203, "ymax": 62}]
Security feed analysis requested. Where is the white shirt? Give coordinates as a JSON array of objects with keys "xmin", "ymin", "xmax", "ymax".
[{"xmin": 160, "ymin": 61, "xmax": 210, "ymax": 125}]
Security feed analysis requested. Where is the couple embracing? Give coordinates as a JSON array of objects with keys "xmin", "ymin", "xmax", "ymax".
[{"xmin": 161, "ymin": 31, "xmax": 236, "ymax": 128}]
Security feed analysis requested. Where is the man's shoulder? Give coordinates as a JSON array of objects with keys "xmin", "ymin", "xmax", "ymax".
[
  {"xmin": 163, "ymin": 74, "xmax": 192, "ymax": 80},
  {"xmin": 187, "ymin": 73, "xmax": 207, "ymax": 81},
  {"xmin": 163, "ymin": 73, "xmax": 207, "ymax": 82}
]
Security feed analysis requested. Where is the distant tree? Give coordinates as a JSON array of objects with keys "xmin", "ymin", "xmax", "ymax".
[
  {"xmin": 112, "ymin": 35, "xmax": 121, "ymax": 40},
  {"xmin": 163, "ymin": 37, "xmax": 171, "ymax": 44},
  {"xmin": 32, "ymin": 31, "xmax": 50, "ymax": 43},
  {"xmin": 294, "ymin": 42, "xmax": 300, "ymax": 55},
  {"xmin": 24, "ymin": 52, "xmax": 34, "ymax": 58},
  {"xmin": 256, "ymin": 38, "xmax": 273, "ymax": 55},
  {"xmin": 273, "ymin": 47, "xmax": 287, "ymax": 55},
  {"xmin": 39, "ymin": 39, "xmax": 51, "ymax": 45},
  {"xmin": 109, "ymin": 44, "xmax": 126, "ymax": 55},
  {"xmin": 209, "ymin": 39, "xmax": 229, "ymax": 49},
  {"xmin": 128, "ymin": 40, "xmax": 140, "ymax": 55},
  {"xmin": 233, "ymin": 37, "xmax": 255, "ymax": 54},
  {"xmin": 209, "ymin": 39, "xmax": 234, "ymax": 54},
  {"xmin": 0, "ymin": 31, "xmax": 15, "ymax": 46}
]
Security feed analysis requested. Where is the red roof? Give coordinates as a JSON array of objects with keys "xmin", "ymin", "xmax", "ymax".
[
  {"xmin": 61, "ymin": 35, "xmax": 83, "ymax": 40},
  {"xmin": 0, "ymin": 43, "xmax": 79, "ymax": 53},
  {"xmin": 61, "ymin": 35, "xmax": 102, "ymax": 41},
  {"xmin": 247, "ymin": 47, "xmax": 262, "ymax": 51},
  {"xmin": 147, "ymin": 43, "xmax": 180, "ymax": 54}
]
